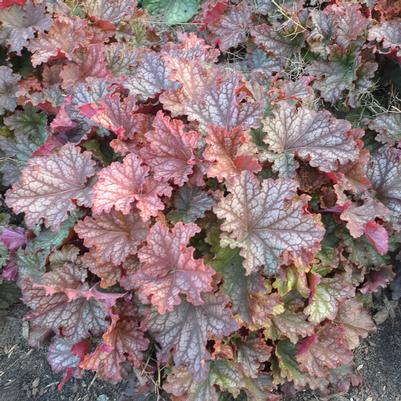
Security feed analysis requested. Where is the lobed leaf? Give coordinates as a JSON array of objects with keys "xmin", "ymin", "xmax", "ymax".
[
  {"xmin": 123, "ymin": 51, "xmax": 177, "ymax": 100},
  {"xmin": 6, "ymin": 143, "xmax": 96, "ymax": 231},
  {"xmin": 211, "ymin": 246, "xmax": 264, "ymax": 323},
  {"xmin": 134, "ymin": 221, "xmax": 215, "ymax": 314},
  {"xmin": 79, "ymin": 94, "xmax": 148, "ymax": 140},
  {"xmin": 296, "ymin": 324, "xmax": 353, "ymax": 378},
  {"xmin": 92, "ymin": 152, "xmax": 172, "ymax": 220},
  {"xmin": 23, "ymin": 283, "xmax": 108, "ymax": 342},
  {"xmin": 140, "ymin": 111, "xmax": 200, "ymax": 186},
  {"xmin": 272, "ymin": 311, "xmax": 315, "ymax": 344},
  {"xmin": 204, "ymin": 125, "xmax": 261, "ymax": 182},
  {"xmin": 369, "ymin": 19, "xmax": 401, "ymax": 56},
  {"xmin": 29, "ymin": 16, "xmax": 93, "ymax": 66},
  {"xmin": 143, "ymin": 0, "xmax": 199, "ymax": 25},
  {"xmin": 83, "ymin": 0, "xmax": 137, "ymax": 25},
  {"xmin": 334, "ymin": 299, "xmax": 376, "ymax": 350},
  {"xmin": 0, "ymin": 105, "xmax": 48, "ymax": 185},
  {"xmin": 162, "ymin": 68, "xmax": 263, "ymax": 130},
  {"xmin": 304, "ymin": 273, "xmax": 355, "ymax": 324},
  {"xmin": 170, "ymin": 185, "xmax": 214, "ymax": 223},
  {"xmin": 262, "ymin": 103, "xmax": 358, "ymax": 174},
  {"xmin": 0, "ymin": 1, "xmax": 52, "ymax": 54},
  {"xmin": 368, "ymin": 147, "xmax": 401, "ymax": 227},
  {"xmin": 369, "ymin": 113, "xmax": 401, "ymax": 146},
  {"xmin": 214, "ymin": 171, "xmax": 325, "ymax": 275},
  {"xmin": 251, "ymin": 23, "xmax": 299, "ymax": 59},
  {"xmin": 75, "ymin": 209, "xmax": 148, "ymax": 265},
  {"xmin": 209, "ymin": 2, "xmax": 251, "ymax": 51},
  {"xmin": 47, "ymin": 337, "xmax": 86, "ymax": 374},
  {"xmin": 60, "ymin": 44, "xmax": 110, "ymax": 89},
  {"xmin": 0, "ymin": 66, "xmax": 20, "ymax": 115},
  {"xmin": 237, "ymin": 337, "xmax": 272, "ymax": 378},
  {"xmin": 81, "ymin": 305, "xmax": 149, "ymax": 383},
  {"xmin": 143, "ymin": 292, "xmax": 238, "ymax": 381}
]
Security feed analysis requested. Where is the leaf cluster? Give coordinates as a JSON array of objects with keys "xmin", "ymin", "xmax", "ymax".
[{"xmin": 0, "ymin": 0, "xmax": 401, "ymax": 400}]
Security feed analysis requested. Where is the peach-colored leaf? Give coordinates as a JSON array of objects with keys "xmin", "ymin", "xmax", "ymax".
[
  {"xmin": 134, "ymin": 221, "xmax": 215, "ymax": 314},
  {"xmin": 204, "ymin": 125, "xmax": 260, "ymax": 181},
  {"xmin": 80, "ymin": 306, "xmax": 148, "ymax": 383},
  {"xmin": 92, "ymin": 153, "xmax": 171, "ymax": 220},
  {"xmin": 296, "ymin": 324, "xmax": 353, "ymax": 378},
  {"xmin": 140, "ymin": 111, "xmax": 199, "ymax": 186},
  {"xmin": 29, "ymin": 16, "xmax": 93, "ymax": 66},
  {"xmin": 75, "ymin": 209, "xmax": 148, "ymax": 265}
]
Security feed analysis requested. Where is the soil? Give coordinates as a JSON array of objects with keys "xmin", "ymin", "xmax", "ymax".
[
  {"xmin": 0, "ymin": 303, "xmax": 126, "ymax": 401},
  {"xmin": 1, "ymin": 303, "xmax": 400, "ymax": 401}
]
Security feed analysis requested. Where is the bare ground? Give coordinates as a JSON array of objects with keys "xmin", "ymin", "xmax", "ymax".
[{"xmin": 0, "ymin": 303, "xmax": 400, "ymax": 401}]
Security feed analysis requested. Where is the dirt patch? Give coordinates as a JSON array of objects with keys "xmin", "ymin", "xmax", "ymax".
[
  {"xmin": 0, "ymin": 304, "xmax": 126, "ymax": 401},
  {"xmin": 1, "ymin": 303, "xmax": 400, "ymax": 401}
]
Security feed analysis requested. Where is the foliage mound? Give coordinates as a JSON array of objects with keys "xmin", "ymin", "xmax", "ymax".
[{"xmin": 1, "ymin": 0, "xmax": 401, "ymax": 400}]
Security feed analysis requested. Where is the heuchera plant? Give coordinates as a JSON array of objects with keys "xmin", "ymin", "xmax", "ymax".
[{"xmin": 0, "ymin": 0, "xmax": 401, "ymax": 399}]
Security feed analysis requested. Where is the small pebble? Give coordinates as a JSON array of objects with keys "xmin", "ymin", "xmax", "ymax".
[
  {"xmin": 32, "ymin": 377, "xmax": 40, "ymax": 388},
  {"xmin": 22, "ymin": 321, "xmax": 29, "ymax": 340}
]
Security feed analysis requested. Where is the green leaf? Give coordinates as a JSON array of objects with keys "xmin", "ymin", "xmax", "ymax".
[
  {"xmin": 4, "ymin": 105, "xmax": 47, "ymax": 140},
  {"xmin": 169, "ymin": 186, "xmax": 214, "ymax": 223},
  {"xmin": 0, "ymin": 242, "xmax": 9, "ymax": 269},
  {"xmin": 82, "ymin": 139, "xmax": 114, "ymax": 164},
  {"xmin": 211, "ymin": 247, "xmax": 263, "ymax": 323},
  {"xmin": 304, "ymin": 273, "xmax": 355, "ymax": 324},
  {"xmin": 213, "ymin": 360, "xmax": 244, "ymax": 397},
  {"xmin": 16, "ymin": 248, "xmax": 47, "ymax": 281},
  {"xmin": 0, "ymin": 213, "xmax": 11, "ymax": 227},
  {"xmin": 142, "ymin": 0, "xmax": 199, "ymax": 24},
  {"xmin": 275, "ymin": 340, "xmax": 304, "ymax": 382},
  {"xmin": 250, "ymin": 127, "xmax": 266, "ymax": 148},
  {"xmin": 31, "ymin": 209, "xmax": 84, "ymax": 255},
  {"xmin": 17, "ymin": 210, "xmax": 84, "ymax": 281},
  {"xmin": 0, "ymin": 105, "xmax": 48, "ymax": 185}
]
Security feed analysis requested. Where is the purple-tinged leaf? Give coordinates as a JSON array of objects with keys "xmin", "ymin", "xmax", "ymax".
[
  {"xmin": 209, "ymin": 2, "xmax": 252, "ymax": 51},
  {"xmin": 123, "ymin": 51, "xmax": 178, "ymax": 100},
  {"xmin": 134, "ymin": 222, "xmax": 215, "ymax": 314},
  {"xmin": 5, "ymin": 144, "xmax": 96, "ymax": 231},
  {"xmin": 214, "ymin": 171, "xmax": 325, "ymax": 275},
  {"xmin": 369, "ymin": 113, "xmax": 401, "ymax": 146},
  {"xmin": 262, "ymin": 103, "xmax": 358, "ymax": 174},
  {"xmin": 143, "ymin": 293, "xmax": 238, "ymax": 381},
  {"xmin": 140, "ymin": 111, "xmax": 200, "ymax": 186},
  {"xmin": 0, "ymin": 1, "xmax": 51, "ymax": 54},
  {"xmin": 334, "ymin": 299, "xmax": 376, "ymax": 349},
  {"xmin": 296, "ymin": 324, "xmax": 353, "ymax": 378},
  {"xmin": 75, "ymin": 209, "xmax": 148, "ymax": 265},
  {"xmin": 0, "ymin": 65, "xmax": 19, "ymax": 115},
  {"xmin": 369, "ymin": 19, "xmax": 401, "ymax": 56},
  {"xmin": 368, "ymin": 147, "xmax": 401, "ymax": 226}
]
